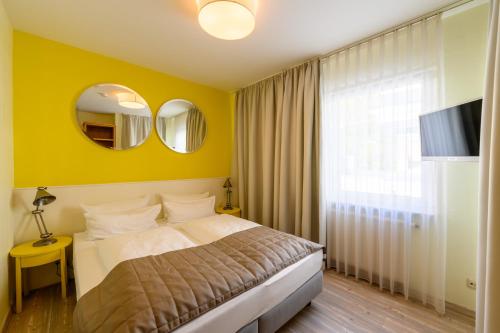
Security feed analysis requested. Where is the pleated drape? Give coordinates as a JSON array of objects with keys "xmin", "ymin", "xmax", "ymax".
[
  {"xmin": 476, "ymin": 0, "xmax": 500, "ymax": 331},
  {"xmin": 121, "ymin": 114, "xmax": 151, "ymax": 148},
  {"xmin": 186, "ymin": 107, "xmax": 207, "ymax": 152},
  {"xmin": 156, "ymin": 116, "xmax": 170, "ymax": 143},
  {"xmin": 234, "ymin": 59, "xmax": 320, "ymax": 241}
]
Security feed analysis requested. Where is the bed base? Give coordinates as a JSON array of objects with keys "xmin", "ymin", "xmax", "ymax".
[{"xmin": 236, "ymin": 270, "xmax": 323, "ymax": 333}]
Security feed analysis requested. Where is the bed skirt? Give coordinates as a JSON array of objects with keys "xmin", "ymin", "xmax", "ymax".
[{"xmin": 237, "ymin": 270, "xmax": 323, "ymax": 333}]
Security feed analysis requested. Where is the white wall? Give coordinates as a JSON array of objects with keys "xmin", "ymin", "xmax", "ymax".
[
  {"xmin": 0, "ymin": 1, "xmax": 14, "ymax": 327},
  {"xmin": 442, "ymin": 3, "xmax": 489, "ymax": 311}
]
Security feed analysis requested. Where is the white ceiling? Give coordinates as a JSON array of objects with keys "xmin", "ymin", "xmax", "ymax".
[
  {"xmin": 76, "ymin": 84, "xmax": 151, "ymax": 116},
  {"xmin": 4, "ymin": 0, "xmax": 460, "ymax": 91},
  {"xmin": 158, "ymin": 100, "xmax": 194, "ymax": 118}
]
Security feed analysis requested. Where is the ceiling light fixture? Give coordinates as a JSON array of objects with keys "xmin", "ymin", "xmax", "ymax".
[
  {"xmin": 197, "ymin": 0, "xmax": 257, "ymax": 40},
  {"xmin": 117, "ymin": 93, "xmax": 145, "ymax": 109}
]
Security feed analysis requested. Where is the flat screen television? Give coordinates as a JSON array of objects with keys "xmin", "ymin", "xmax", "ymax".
[{"xmin": 419, "ymin": 98, "xmax": 482, "ymax": 161}]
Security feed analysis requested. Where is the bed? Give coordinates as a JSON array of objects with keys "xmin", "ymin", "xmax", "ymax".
[{"xmin": 73, "ymin": 214, "xmax": 324, "ymax": 333}]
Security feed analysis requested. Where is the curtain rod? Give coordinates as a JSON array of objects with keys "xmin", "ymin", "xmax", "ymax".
[
  {"xmin": 238, "ymin": 57, "xmax": 319, "ymax": 91},
  {"xmin": 320, "ymin": 0, "xmax": 476, "ymax": 60},
  {"xmin": 239, "ymin": 0, "xmax": 477, "ymax": 90}
]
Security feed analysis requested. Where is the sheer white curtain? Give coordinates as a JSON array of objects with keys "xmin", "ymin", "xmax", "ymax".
[{"xmin": 320, "ymin": 16, "xmax": 447, "ymax": 313}]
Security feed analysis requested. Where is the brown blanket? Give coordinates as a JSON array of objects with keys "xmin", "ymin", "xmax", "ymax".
[{"xmin": 73, "ymin": 226, "xmax": 323, "ymax": 333}]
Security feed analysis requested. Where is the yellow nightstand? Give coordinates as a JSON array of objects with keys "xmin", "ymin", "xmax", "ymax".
[
  {"xmin": 216, "ymin": 206, "xmax": 241, "ymax": 218},
  {"xmin": 10, "ymin": 236, "xmax": 72, "ymax": 313}
]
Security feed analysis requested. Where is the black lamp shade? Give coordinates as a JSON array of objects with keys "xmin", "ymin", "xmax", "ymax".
[
  {"xmin": 223, "ymin": 178, "xmax": 232, "ymax": 188},
  {"xmin": 33, "ymin": 187, "xmax": 56, "ymax": 207}
]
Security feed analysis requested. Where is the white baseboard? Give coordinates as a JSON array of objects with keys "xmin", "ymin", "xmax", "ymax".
[{"xmin": 445, "ymin": 301, "xmax": 475, "ymax": 318}]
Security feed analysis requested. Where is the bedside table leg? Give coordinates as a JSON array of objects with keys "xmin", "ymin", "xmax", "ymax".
[
  {"xmin": 15, "ymin": 257, "xmax": 22, "ymax": 313},
  {"xmin": 60, "ymin": 249, "xmax": 67, "ymax": 299}
]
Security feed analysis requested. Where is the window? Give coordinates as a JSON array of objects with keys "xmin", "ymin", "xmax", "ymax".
[{"xmin": 321, "ymin": 66, "xmax": 440, "ymax": 213}]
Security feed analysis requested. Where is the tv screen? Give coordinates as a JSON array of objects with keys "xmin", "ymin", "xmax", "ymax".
[{"xmin": 419, "ymin": 99, "xmax": 482, "ymax": 160}]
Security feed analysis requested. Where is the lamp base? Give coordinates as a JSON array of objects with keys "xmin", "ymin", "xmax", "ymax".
[
  {"xmin": 32, "ymin": 238, "xmax": 58, "ymax": 247},
  {"xmin": 223, "ymin": 205, "xmax": 233, "ymax": 210}
]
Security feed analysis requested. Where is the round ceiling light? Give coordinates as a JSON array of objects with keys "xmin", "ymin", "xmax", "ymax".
[
  {"xmin": 197, "ymin": 0, "xmax": 257, "ymax": 40},
  {"xmin": 117, "ymin": 92, "xmax": 145, "ymax": 109}
]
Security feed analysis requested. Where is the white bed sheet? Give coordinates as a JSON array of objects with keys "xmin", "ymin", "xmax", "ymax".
[
  {"xmin": 73, "ymin": 216, "xmax": 323, "ymax": 333},
  {"xmin": 73, "ymin": 232, "xmax": 107, "ymax": 301}
]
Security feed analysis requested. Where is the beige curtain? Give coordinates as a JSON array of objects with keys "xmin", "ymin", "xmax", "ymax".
[
  {"xmin": 121, "ymin": 114, "xmax": 151, "ymax": 148},
  {"xmin": 477, "ymin": 0, "xmax": 500, "ymax": 331},
  {"xmin": 156, "ymin": 116, "xmax": 169, "ymax": 143},
  {"xmin": 186, "ymin": 107, "xmax": 206, "ymax": 152},
  {"xmin": 234, "ymin": 59, "xmax": 320, "ymax": 241}
]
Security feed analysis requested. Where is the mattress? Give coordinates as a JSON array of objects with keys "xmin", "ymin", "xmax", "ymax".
[{"xmin": 73, "ymin": 219, "xmax": 323, "ymax": 333}]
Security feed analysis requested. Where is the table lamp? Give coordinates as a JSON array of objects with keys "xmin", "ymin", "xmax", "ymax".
[
  {"xmin": 32, "ymin": 187, "xmax": 58, "ymax": 247},
  {"xmin": 223, "ymin": 178, "xmax": 233, "ymax": 210}
]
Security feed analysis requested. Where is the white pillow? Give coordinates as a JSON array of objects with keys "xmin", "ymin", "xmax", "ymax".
[
  {"xmin": 81, "ymin": 195, "xmax": 150, "ymax": 214},
  {"xmin": 160, "ymin": 192, "xmax": 210, "ymax": 218},
  {"xmin": 175, "ymin": 214, "xmax": 258, "ymax": 245},
  {"xmin": 159, "ymin": 192, "xmax": 210, "ymax": 203},
  {"xmin": 84, "ymin": 204, "xmax": 161, "ymax": 240},
  {"xmin": 162, "ymin": 196, "xmax": 216, "ymax": 224}
]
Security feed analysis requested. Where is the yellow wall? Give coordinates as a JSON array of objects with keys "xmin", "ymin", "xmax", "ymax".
[
  {"xmin": 443, "ymin": 3, "xmax": 489, "ymax": 311},
  {"xmin": 13, "ymin": 31, "xmax": 233, "ymax": 187},
  {"xmin": 0, "ymin": 1, "xmax": 14, "ymax": 327}
]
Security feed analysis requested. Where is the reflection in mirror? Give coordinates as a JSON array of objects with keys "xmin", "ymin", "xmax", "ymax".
[
  {"xmin": 76, "ymin": 84, "xmax": 152, "ymax": 150},
  {"xmin": 156, "ymin": 99, "xmax": 207, "ymax": 153}
]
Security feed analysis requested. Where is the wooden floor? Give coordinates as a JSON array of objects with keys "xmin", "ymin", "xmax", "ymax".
[
  {"xmin": 5, "ymin": 282, "xmax": 75, "ymax": 333},
  {"xmin": 5, "ymin": 270, "xmax": 474, "ymax": 333},
  {"xmin": 279, "ymin": 271, "xmax": 475, "ymax": 333}
]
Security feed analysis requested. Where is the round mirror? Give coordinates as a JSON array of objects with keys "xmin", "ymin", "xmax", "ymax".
[
  {"xmin": 156, "ymin": 99, "xmax": 207, "ymax": 153},
  {"xmin": 76, "ymin": 84, "xmax": 152, "ymax": 150}
]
